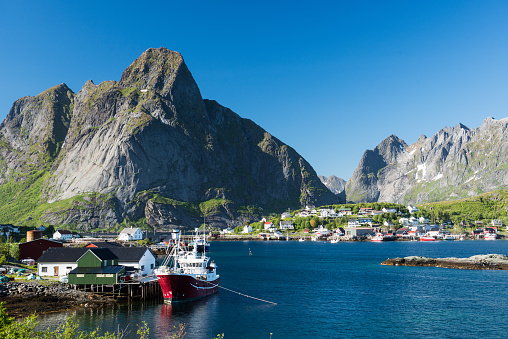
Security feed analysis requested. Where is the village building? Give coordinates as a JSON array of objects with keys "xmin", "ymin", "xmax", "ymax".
[
  {"xmin": 382, "ymin": 208, "xmax": 397, "ymax": 213},
  {"xmin": 242, "ymin": 225, "xmax": 253, "ymax": 233},
  {"xmin": 19, "ymin": 238, "xmax": 63, "ymax": 261},
  {"xmin": 357, "ymin": 217, "xmax": 373, "ymax": 226},
  {"xmin": 106, "ymin": 247, "xmax": 156, "ymax": 276},
  {"xmin": 348, "ymin": 219, "xmax": 359, "ymax": 227},
  {"xmin": 279, "ymin": 220, "xmax": 294, "ymax": 230},
  {"xmin": 383, "ymin": 220, "xmax": 394, "ymax": 228},
  {"xmin": 281, "ymin": 212, "xmax": 292, "ymax": 219},
  {"xmin": 339, "ymin": 208, "xmax": 352, "ymax": 215},
  {"xmin": 264, "ymin": 222, "xmax": 276, "ymax": 232},
  {"xmin": 38, "ymin": 247, "xmax": 89, "ymax": 277},
  {"xmin": 491, "ymin": 220, "xmax": 502, "ymax": 227},
  {"xmin": 407, "ymin": 205, "xmax": 419, "ymax": 214},
  {"xmin": 53, "ymin": 230, "xmax": 74, "ymax": 241},
  {"xmin": 345, "ymin": 226, "xmax": 375, "ymax": 237},
  {"xmin": 118, "ymin": 227, "xmax": 144, "ymax": 241},
  {"xmin": 68, "ymin": 248, "xmax": 125, "ymax": 285}
]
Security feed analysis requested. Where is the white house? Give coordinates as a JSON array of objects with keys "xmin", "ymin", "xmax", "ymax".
[
  {"xmin": 37, "ymin": 247, "xmax": 87, "ymax": 277},
  {"xmin": 109, "ymin": 247, "xmax": 156, "ymax": 276},
  {"xmin": 419, "ymin": 216, "xmax": 430, "ymax": 224},
  {"xmin": 264, "ymin": 222, "xmax": 274, "ymax": 230},
  {"xmin": 242, "ymin": 225, "xmax": 253, "ymax": 233},
  {"xmin": 314, "ymin": 225, "xmax": 331, "ymax": 237},
  {"xmin": 118, "ymin": 227, "xmax": 144, "ymax": 241},
  {"xmin": 53, "ymin": 230, "xmax": 74, "ymax": 241},
  {"xmin": 407, "ymin": 205, "xmax": 419, "ymax": 214},
  {"xmin": 348, "ymin": 219, "xmax": 359, "ymax": 227},
  {"xmin": 281, "ymin": 212, "xmax": 292, "ymax": 219},
  {"xmin": 382, "ymin": 208, "xmax": 397, "ymax": 213},
  {"xmin": 320, "ymin": 209, "xmax": 337, "ymax": 218},
  {"xmin": 222, "ymin": 227, "xmax": 234, "ymax": 234},
  {"xmin": 298, "ymin": 211, "xmax": 310, "ymax": 217},
  {"xmin": 279, "ymin": 220, "xmax": 294, "ymax": 230},
  {"xmin": 491, "ymin": 220, "xmax": 502, "ymax": 227},
  {"xmin": 384, "ymin": 220, "xmax": 394, "ymax": 228}
]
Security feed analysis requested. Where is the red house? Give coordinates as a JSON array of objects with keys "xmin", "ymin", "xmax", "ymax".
[{"xmin": 19, "ymin": 238, "xmax": 63, "ymax": 261}]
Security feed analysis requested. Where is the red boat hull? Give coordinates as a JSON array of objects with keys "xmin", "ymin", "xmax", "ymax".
[{"xmin": 156, "ymin": 274, "xmax": 219, "ymax": 303}]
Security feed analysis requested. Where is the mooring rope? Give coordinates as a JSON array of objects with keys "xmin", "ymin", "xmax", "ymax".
[{"xmin": 217, "ymin": 285, "xmax": 278, "ymax": 305}]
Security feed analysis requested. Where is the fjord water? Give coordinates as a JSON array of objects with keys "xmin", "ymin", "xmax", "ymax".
[{"xmin": 39, "ymin": 240, "xmax": 508, "ymax": 338}]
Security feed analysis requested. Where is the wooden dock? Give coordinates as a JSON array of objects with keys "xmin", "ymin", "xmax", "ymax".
[{"xmin": 72, "ymin": 277, "xmax": 163, "ymax": 300}]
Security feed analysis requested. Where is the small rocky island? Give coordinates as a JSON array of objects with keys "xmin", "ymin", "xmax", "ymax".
[{"xmin": 381, "ymin": 254, "xmax": 508, "ymax": 270}]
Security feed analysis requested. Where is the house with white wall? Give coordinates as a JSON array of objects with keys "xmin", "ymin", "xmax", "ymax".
[
  {"xmin": 53, "ymin": 230, "xmax": 74, "ymax": 241},
  {"xmin": 118, "ymin": 227, "xmax": 143, "ymax": 241}
]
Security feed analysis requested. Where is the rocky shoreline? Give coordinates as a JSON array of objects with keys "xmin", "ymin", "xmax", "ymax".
[
  {"xmin": 381, "ymin": 254, "xmax": 508, "ymax": 270},
  {"xmin": 0, "ymin": 281, "xmax": 113, "ymax": 318}
]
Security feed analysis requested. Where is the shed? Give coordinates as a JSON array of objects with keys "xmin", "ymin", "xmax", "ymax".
[{"xmin": 20, "ymin": 238, "xmax": 63, "ymax": 261}]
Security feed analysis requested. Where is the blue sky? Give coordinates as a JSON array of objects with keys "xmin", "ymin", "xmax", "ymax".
[{"xmin": 1, "ymin": 1, "xmax": 507, "ymax": 180}]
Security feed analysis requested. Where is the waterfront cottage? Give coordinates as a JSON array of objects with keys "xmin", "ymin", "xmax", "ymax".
[
  {"xmin": 345, "ymin": 226, "xmax": 375, "ymax": 237},
  {"xmin": 264, "ymin": 222, "xmax": 276, "ymax": 232},
  {"xmin": 38, "ymin": 247, "xmax": 89, "ymax": 277},
  {"xmin": 118, "ymin": 227, "xmax": 144, "ymax": 241},
  {"xmin": 242, "ymin": 225, "xmax": 253, "ymax": 233},
  {"xmin": 68, "ymin": 248, "xmax": 125, "ymax": 285},
  {"xmin": 107, "ymin": 247, "xmax": 156, "ymax": 276}
]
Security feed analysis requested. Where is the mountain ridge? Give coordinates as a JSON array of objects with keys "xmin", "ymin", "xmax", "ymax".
[
  {"xmin": 346, "ymin": 117, "xmax": 508, "ymax": 204},
  {"xmin": 0, "ymin": 47, "xmax": 339, "ymax": 230}
]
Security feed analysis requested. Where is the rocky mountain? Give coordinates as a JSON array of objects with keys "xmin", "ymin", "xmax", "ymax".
[
  {"xmin": 346, "ymin": 117, "xmax": 508, "ymax": 204},
  {"xmin": 318, "ymin": 175, "xmax": 346, "ymax": 201},
  {"xmin": 0, "ymin": 47, "xmax": 339, "ymax": 230}
]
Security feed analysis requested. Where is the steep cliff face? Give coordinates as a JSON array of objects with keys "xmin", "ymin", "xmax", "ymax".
[
  {"xmin": 0, "ymin": 84, "xmax": 74, "ymax": 182},
  {"xmin": 0, "ymin": 48, "xmax": 338, "ymax": 230},
  {"xmin": 346, "ymin": 118, "xmax": 508, "ymax": 204}
]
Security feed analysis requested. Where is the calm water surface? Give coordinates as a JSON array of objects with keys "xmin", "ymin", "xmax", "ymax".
[{"xmin": 38, "ymin": 240, "xmax": 508, "ymax": 338}]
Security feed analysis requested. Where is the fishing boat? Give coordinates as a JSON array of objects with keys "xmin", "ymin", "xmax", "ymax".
[
  {"xmin": 298, "ymin": 238, "xmax": 305, "ymax": 242},
  {"xmin": 190, "ymin": 238, "xmax": 210, "ymax": 252},
  {"xmin": 420, "ymin": 234, "xmax": 436, "ymax": 241},
  {"xmin": 371, "ymin": 233, "xmax": 384, "ymax": 242},
  {"xmin": 155, "ymin": 229, "xmax": 219, "ymax": 303}
]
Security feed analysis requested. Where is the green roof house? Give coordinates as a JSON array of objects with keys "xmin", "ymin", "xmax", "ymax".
[{"xmin": 68, "ymin": 248, "xmax": 125, "ymax": 285}]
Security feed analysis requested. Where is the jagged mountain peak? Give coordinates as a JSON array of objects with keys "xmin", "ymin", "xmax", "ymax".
[
  {"xmin": 120, "ymin": 48, "xmax": 188, "ymax": 95},
  {"xmin": 347, "ymin": 117, "xmax": 508, "ymax": 204},
  {"xmin": 0, "ymin": 47, "xmax": 339, "ymax": 230}
]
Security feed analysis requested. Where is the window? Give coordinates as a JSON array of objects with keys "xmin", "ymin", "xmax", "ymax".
[
  {"xmin": 41, "ymin": 267, "xmax": 47, "ymax": 273},
  {"xmin": 96, "ymin": 274, "xmax": 105, "ymax": 278},
  {"xmin": 141, "ymin": 265, "xmax": 145, "ymax": 271},
  {"xmin": 151, "ymin": 264, "xmax": 154, "ymax": 269},
  {"xmin": 77, "ymin": 274, "xmax": 84, "ymax": 278}
]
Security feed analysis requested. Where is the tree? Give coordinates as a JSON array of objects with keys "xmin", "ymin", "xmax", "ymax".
[
  {"xmin": 9, "ymin": 244, "xmax": 19, "ymax": 261},
  {"xmin": 309, "ymin": 219, "xmax": 317, "ymax": 229}
]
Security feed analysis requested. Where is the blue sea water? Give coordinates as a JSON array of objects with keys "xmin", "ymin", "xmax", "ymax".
[{"xmin": 38, "ymin": 240, "xmax": 508, "ymax": 338}]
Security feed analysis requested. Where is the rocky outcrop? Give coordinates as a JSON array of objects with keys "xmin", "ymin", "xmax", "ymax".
[
  {"xmin": 346, "ymin": 118, "xmax": 508, "ymax": 203},
  {"xmin": 0, "ymin": 48, "xmax": 338, "ymax": 230},
  {"xmin": 0, "ymin": 281, "xmax": 111, "ymax": 318},
  {"xmin": 381, "ymin": 254, "xmax": 508, "ymax": 270}
]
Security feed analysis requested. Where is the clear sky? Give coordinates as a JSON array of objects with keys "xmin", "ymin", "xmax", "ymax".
[{"xmin": 1, "ymin": 1, "xmax": 507, "ymax": 180}]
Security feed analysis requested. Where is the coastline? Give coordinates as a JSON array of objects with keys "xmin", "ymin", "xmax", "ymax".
[
  {"xmin": 0, "ymin": 281, "xmax": 113, "ymax": 319},
  {"xmin": 381, "ymin": 254, "xmax": 508, "ymax": 270}
]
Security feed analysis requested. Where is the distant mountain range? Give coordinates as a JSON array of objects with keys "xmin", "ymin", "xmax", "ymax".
[
  {"xmin": 0, "ymin": 47, "xmax": 339, "ymax": 230},
  {"xmin": 345, "ymin": 117, "xmax": 508, "ymax": 204}
]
